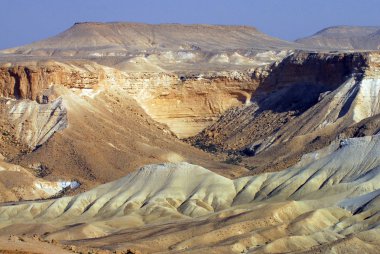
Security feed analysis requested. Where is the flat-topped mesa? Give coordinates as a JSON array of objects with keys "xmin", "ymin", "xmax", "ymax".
[
  {"xmin": 71, "ymin": 21, "xmax": 262, "ymax": 32},
  {"xmin": 4, "ymin": 22, "xmax": 298, "ymax": 57}
]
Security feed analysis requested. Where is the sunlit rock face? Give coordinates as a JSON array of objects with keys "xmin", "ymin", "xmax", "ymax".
[
  {"xmin": 0, "ymin": 61, "xmax": 269, "ymax": 138},
  {"xmin": 0, "ymin": 62, "xmax": 111, "ymax": 100},
  {"xmin": 190, "ymin": 51, "xmax": 380, "ymax": 172},
  {"xmin": 134, "ymin": 71, "xmax": 262, "ymax": 138}
]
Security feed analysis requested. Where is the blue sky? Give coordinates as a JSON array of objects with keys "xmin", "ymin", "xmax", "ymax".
[{"xmin": 1, "ymin": 0, "xmax": 379, "ymax": 49}]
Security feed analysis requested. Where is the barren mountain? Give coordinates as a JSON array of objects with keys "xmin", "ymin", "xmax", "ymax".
[
  {"xmin": 1, "ymin": 22, "xmax": 302, "ymax": 73},
  {"xmin": 296, "ymin": 26, "xmax": 380, "ymax": 50},
  {"xmin": 0, "ymin": 22, "xmax": 379, "ymax": 253},
  {"xmin": 5, "ymin": 22, "xmax": 298, "ymax": 55}
]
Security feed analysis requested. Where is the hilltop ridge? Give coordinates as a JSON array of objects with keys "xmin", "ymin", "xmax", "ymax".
[
  {"xmin": 296, "ymin": 25, "xmax": 380, "ymax": 50},
  {"xmin": 3, "ymin": 22, "xmax": 298, "ymax": 56}
]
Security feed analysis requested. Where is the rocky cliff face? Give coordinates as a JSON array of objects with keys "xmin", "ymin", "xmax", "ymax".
[
  {"xmin": 1, "ymin": 51, "xmax": 376, "ymax": 144},
  {"xmin": 135, "ymin": 71, "xmax": 264, "ymax": 137},
  {"xmin": 1, "ymin": 51, "xmax": 377, "ymax": 145},
  {"xmin": 0, "ymin": 62, "xmax": 111, "ymax": 101},
  {"xmin": 0, "ymin": 62, "xmax": 112, "ymax": 151},
  {"xmin": 190, "ymin": 51, "xmax": 380, "ymax": 172},
  {"xmin": 258, "ymin": 51, "xmax": 368, "ymax": 90},
  {"xmin": 0, "ymin": 61, "xmax": 270, "ymax": 138},
  {"xmin": 1, "ymin": 50, "xmax": 378, "ymax": 176},
  {"xmin": 0, "ymin": 22, "xmax": 298, "ymax": 142}
]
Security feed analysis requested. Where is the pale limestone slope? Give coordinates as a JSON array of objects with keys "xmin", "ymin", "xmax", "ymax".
[
  {"xmin": 5, "ymin": 97, "xmax": 67, "ymax": 148},
  {"xmin": 0, "ymin": 135, "xmax": 379, "ymax": 253}
]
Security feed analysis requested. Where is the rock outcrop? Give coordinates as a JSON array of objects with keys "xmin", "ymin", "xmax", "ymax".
[
  {"xmin": 136, "ymin": 71, "xmax": 263, "ymax": 137},
  {"xmin": 9, "ymin": 85, "xmax": 246, "ymax": 194},
  {"xmin": 0, "ymin": 61, "xmax": 111, "ymax": 100},
  {"xmin": 1, "ymin": 51, "xmax": 379, "ymax": 166},
  {"xmin": 5, "ymin": 97, "xmax": 67, "ymax": 148},
  {"xmin": 191, "ymin": 51, "xmax": 380, "ymax": 172}
]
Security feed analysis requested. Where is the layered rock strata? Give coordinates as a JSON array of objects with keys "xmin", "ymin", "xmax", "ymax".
[{"xmin": 0, "ymin": 61, "xmax": 269, "ymax": 138}]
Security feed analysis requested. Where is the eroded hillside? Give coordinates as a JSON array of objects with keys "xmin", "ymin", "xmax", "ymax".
[
  {"xmin": 0, "ymin": 135, "xmax": 379, "ymax": 253},
  {"xmin": 0, "ymin": 22, "xmax": 379, "ymax": 254},
  {"xmin": 0, "ymin": 50, "xmax": 379, "ymax": 199},
  {"xmin": 1, "ymin": 50, "xmax": 380, "ymax": 199},
  {"xmin": 191, "ymin": 51, "xmax": 380, "ymax": 173}
]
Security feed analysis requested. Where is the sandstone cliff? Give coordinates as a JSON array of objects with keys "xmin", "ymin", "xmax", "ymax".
[
  {"xmin": 136, "ymin": 71, "xmax": 264, "ymax": 137},
  {"xmin": 0, "ymin": 61, "xmax": 110, "ymax": 101}
]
